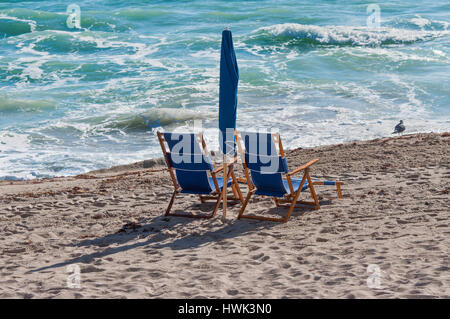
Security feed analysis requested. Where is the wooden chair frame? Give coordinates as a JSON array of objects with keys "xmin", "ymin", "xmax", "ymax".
[
  {"xmin": 235, "ymin": 131, "xmax": 342, "ymax": 223},
  {"xmin": 157, "ymin": 131, "xmax": 243, "ymax": 219}
]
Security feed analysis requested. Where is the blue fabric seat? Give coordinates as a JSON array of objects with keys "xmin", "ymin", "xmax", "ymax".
[
  {"xmin": 236, "ymin": 131, "xmax": 343, "ymax": 223},
  {"xmin": 241, "ymin": 132, "xmax": 308, "ymax": 199},
  {"xmin": 163, "ymin": 132, "xmax": 217, "ymax": 195},
  {"xmin": 284, "ymin": 178, "xmax": 309, "ymax": 193},
  {"xmin": 157, "ymin": 131, "xmax": 243, "ymax": 219},
  {"xmin": 319, "ymin": 180, "xmax": 336, "ymax": 186},
  {"xmin": 209, "ymin": 177, "xmax": 232, "ymax": 193},
  {"xmin": 254, "ymin": 178, "xmax": 310, "ymax": 197},
  {"xmin": 235, "ymin": 131, "xmax": 327, "ymax": 223},
  {"xmin": 253, "ymin": 179, "xmax": 334, "ymax": 197},
  {"xmin": 180, "ymin": 177, "xmax": 232, "ymax": 194}
]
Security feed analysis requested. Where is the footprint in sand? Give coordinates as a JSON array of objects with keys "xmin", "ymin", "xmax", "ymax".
[
  {"xmin": 226, "ymin": 289, "xmax": 239, "ymax": 296},
  {"xmin": 281, "ymin": 262, "xmax": 291, "ymax": 269},
  {"xmin": 296, "ymin": 257, "xmax": 309, "ymax": 264},
  {"xmin": 81, "ymin": 265, "xmax": 104, "ymax": 273},
  {"xmin": 251, "ymin": 253, "xmax": 270, "ymax": 262},
  {"xmin": 251, "ymin": 253, "xmax": 264, "ymax": 260}
]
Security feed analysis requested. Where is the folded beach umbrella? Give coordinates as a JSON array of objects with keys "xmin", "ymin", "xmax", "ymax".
[
  {"xmin": 219, "ymin": 28, "xmax": 239, "ymax": 156},
  {"xmin": 218, "ymin": 28, "xmax": 239, "ymax": 217}
]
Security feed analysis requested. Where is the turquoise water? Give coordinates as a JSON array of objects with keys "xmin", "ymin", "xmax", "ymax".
[{"xmin": 0, "ymin": 1, "xmax": 449, "ymax": 179}]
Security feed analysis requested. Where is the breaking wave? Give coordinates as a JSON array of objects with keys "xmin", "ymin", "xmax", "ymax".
[
  {"xmin": 251, "ymin": 23, "xmax": 450, "ymax": 46},
  {"xmin": 110, "ymin": 108, "xmax": 210, "ymax": 131}
]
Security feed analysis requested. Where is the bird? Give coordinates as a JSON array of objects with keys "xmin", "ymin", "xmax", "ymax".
[{"xmin": 392, "ymin": 120, "xmax": 405, "ymax": 134}]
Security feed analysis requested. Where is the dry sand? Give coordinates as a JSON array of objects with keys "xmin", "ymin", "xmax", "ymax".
[{"xmin": 0, "ymin": 132, "xmax": 449, "ymax": 299}]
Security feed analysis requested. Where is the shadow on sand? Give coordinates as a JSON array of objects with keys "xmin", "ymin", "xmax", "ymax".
[{"xmin": 26, "ymin": 200, "xmax": 324, "ymax": 274}]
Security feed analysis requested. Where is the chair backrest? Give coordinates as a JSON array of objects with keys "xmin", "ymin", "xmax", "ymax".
[
  {"xmin": 239, "ymin": 131, "xmax": 289, "ymax": 196},
  {"xmin": 159, "ymin": 132, "xmax": 214, "ymax": 193}
]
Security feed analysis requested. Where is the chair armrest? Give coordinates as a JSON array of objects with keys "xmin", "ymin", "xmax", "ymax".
[
  {"xmin": 286, "ymin": 159, "xmax": 318, "ymax": 176},
  {"xmin": 213, "ymin": 157, "xmax": 237, "ymax": 174}
]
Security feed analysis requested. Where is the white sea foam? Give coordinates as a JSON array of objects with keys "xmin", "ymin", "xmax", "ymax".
[
  {"xmin": 410, "ymin": 15, "xmax": 431, "ymax": 29},
  {"xmin": 323, "ymin": 46, "xmax": 450, "ymax": 64},
  {"xmin": 0, "ymin": 131, "xmax": 30, "ymax": 152},
  {"xmin": 253, "ymin": 23, "xmax": 450, "ymax": 46}
]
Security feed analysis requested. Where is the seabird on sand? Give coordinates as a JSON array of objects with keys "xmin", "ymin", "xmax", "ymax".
[{"xmin": 392, "ymin": 120, "xmax": 405, "ymax": 134}]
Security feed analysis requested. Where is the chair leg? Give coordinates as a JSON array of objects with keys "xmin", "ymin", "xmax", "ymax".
[
  {"xmin": 237, "ymin": 190, "xmax": 254, "ymax": 219},
  {"xmin": 231, "ymin": 171, "xmax": 244, "ymax": 203},
  {"xmin": 306, "ymin": 173, "xmax": 320, "ymax": 210},
  {"xmin": 284, "ymin": 188, "xmax": 303, "ymax": 223},
  {"xmin": 284, "ymin": 173, "xmax": 308, "ymax": 222},
  {"xmin": 211, "ymin": 189, "xmax": 224, "ymax": 218},
  {"xmin": 231, "ymin": 183, "xmax": 239, "ymax": 200},
  {"xmin": 165, "ymin": 191, "xmax": 177, "ymax": 216},
  {"xmin": 336, "ymin": 182, "xmax": 343, "ymax": 199}
]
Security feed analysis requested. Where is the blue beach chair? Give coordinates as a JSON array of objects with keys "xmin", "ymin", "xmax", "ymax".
[
  {"xmin": 235, "ymin": 131, "xmax": 343, "ymax": 223},
  {"xmin": 157, "ymin": 131, "xmax": 243, "ymax": 218}
]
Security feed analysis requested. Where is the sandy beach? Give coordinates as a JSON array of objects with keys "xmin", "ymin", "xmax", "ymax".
[{"xmin": 0, "ymin": 132, "xmax": 449, "ymax": 299}]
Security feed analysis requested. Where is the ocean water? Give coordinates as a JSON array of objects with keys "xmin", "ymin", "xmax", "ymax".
[{"xmin": 0, "ymin": 0, "xmax": 449, "ymax": 180}]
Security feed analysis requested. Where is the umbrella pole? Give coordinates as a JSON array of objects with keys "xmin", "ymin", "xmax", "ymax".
[{"xmin": 222, "ymin": 154, "xmax": 227, "ymax": 219}]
